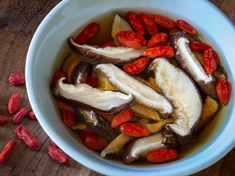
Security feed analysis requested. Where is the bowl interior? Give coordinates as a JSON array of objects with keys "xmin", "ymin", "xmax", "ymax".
[{"xmin": 26, "ymin": 0, "xmax": 235, "ymax": 175}]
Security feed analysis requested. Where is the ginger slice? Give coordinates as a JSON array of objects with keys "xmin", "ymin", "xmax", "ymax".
[
  {"xmin": 100, "ymin": 134, "xmax": 131, "ymax": 158},
  {"xmin": 131, "ymin": 102, "xmax": 161, "ymax": 121},
  {"xmin": 97, "ymin": 74, "xmax": 119, "ymax": 91},
  {"xmin": 198, "ymin": 96, "xmax": 219, "ymax": 128},
  {"xmin": 71, "ymin": 123, "xmax": 87, "ymax": 130}
]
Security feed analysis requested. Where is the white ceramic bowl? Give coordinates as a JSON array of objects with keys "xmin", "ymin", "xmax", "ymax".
[{"xmin": 26, "ymin": 0, "xmax": 235, "ymax": 175}]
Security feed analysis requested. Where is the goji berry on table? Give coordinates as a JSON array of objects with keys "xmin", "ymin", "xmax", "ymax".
[
  {"xmin": 14, "ymin": 125, "xmax": 40, "ymax": 151},
  {"xmin": 8, "ymin": 72, "xmax": 25, "ymax": 86},
  {"xmin": 48, "ymin": 145, "xmax": 70, "ymax": 165},
  {"xmin": 75, "ymin": 22, "xmax": 100, "ymax": 44},
  {"xmin": 0, "ymin": 140, "xmax": 15, "ymax": 164},
  {"xmin": 0, "ymin": 116, "xmax": 9, "ymax": 125},
  {"xmin": 12, "ymin": 107, "xmax": 30, "ymax": 124},
  {"xmin": 8, "ymin": 92, "xmax": 22, "ymax": 114},
  {"xmin": 28, "ymin": 111, "xmax": 37, "ymax": 120}
]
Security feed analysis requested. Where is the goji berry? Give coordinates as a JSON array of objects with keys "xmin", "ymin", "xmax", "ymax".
[
  {"xmin": 147, "ymin": 32, "xmax": 169, "ymax": 48},
  {"xmin": 79, "ymin": 130, "xmax": 97, "ymax": 141},
  {"xmin": 203, "ymin": 48, "xmax": 219, "ymax": 64},
  {"xmin": 0, "ymin": 140, "xmax": 15, "ymax": 164},
  {"xmin": 8, "ymin": 92, "xmax": 22, "ymax": 114},
  {"xmin": 155, "ymin": 15, "xmax": 176, "ymax": 29},
  {"xmin": 75, "ymin": 22, "xmax": 100, "ymax": 44},
  {"xmin": 8, "ymin": 72, "xmax": 25, "ymax": 86},
  {"xmin": 203, "ymin": 49, "xmax": 219, "ymax": 74},
  {"xmin": 50, "ymin": 139, "xmax": 58, "ymax": 147},
  {"xmin": 144, "ymin": 46, "xmax": 174, "ymax": 58},
  {"xmin": 100, "ymin": 42, "xmax": 115, "ymax": 47},
  {"xmin": 189, "ymin": 41, "xmax": 211, "ymax": 52},
  {"xmin": 12, "ymin": 107, "xmax": 30, "ymax": 124},
  {"xmin": 111, "ymin": 109, "xmax": 133, "ymax": 128},
  {"xmin": 62, "ymin": 108, "xmax": 75, "ymax": 127},
  {"xmin": 126, "ymin": 12, "xmax": 145, "ymax": 35},
  {"xmin": 140, "ymin": 13, "xmax": 158, "ymax": 36},
  {"xmin": 84, "ymin": 135, "xmax": 108, "ymax": 151},
  {"xmin": 52, "ymin": 70, "xmax": 67, "ymax": 83},
  {"xmin": 119, "ymin": 123, "xmax": 150, "ymax": 137},
  {"xmin": 176, "ymin": 20, "xmax": 197, "ymax": 35},
  {"xmin": 122, "ymin": 57, "xmax": 150, "ymax": 75},
  {"xmin": 28, "ymin": 111, "xmax": 37, "ymax": 120},
  {"xmin": 0, "ymin": 116, "xmax": 9, "ymax": 125},
  {"xmin": 116, "ymin": 31, "xmax": 146, "ymax": 48},
  {"xmin": 48, "ymin": 145, "xmax": 70, "ymax": 165},
  {"xmin": 146, "ymin": 148, "xmax": 178, "ymax": 163},
  {"xmin": 216, "ymin": 79, "xmax": 232, "ymax": 105},
  {"xmin": 86, "ymin": 72, "xmax": 98, "ymax": 88},
  {"xmin": 14, "ymin": 125, "xmax": 40, "ymax": 151}
]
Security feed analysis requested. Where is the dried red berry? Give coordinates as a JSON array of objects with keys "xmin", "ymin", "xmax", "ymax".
[
  {"xmin": 111, "ymin": 109, "xmax": 133, "ymax": 128},
  {"xmin": 176, "ymin": 19, "xmax": 197, "ymax": 35},
  {"xmin": 140, "ymin": 13, "xmax": 158, "ymax": 36},
  {"xmin": 120, "ymin": 123, "xmax": 150, "ymax": 137},
  {"xmin": 8, "ymin": 93, "xmax": 22, "ymax": 114},
  {"xmin": 28, "ymin": 111, "xmax": 37, "ymax": 120},
  {"xmin": 189, "ymin": 41, "xmax": 211, "ymax": 52},
  {"xmin": 216, "ymin": 79, "xmax": 232, "ymax": 105},
  {"xmin": 122, "ymin": 57, "xmax": 150, "ymax": 75},
  {"xmin": 84, "ymin": 135, "xmax": 108, "ymax": 151},
  {"xmin": 75, "ymin": 22, "xmax": 100, "ymax": 44},
  {"xmin": 48, "ymin": 145, "xmax": 70, "ymax": 165},
  {"xmin": 14, "ymin": 125, "xmax": 40, "ymax": 151},
  {"xmin": 147, "ymin": 32, "xmax": 169, "ymax": 48},
  {"xmin": 146, "ymin": 148, "xmax": 178, "ymax": 163},
  {"xmin": 12, "ymin": 107, "xmax": 30, "ymax": 124},
  {"xmin": 0, "ymin": 116, "xmax": 9, "ymax": 125},
  {"xmin": 155, "ymin": 15, "xmax": 176, "ymax": 29},
  {"xmin": 61, "ymin": 109, "xmax": 76, "ymax": 127},
  {"xmin": 79, "ymin": 130, "xmax": 97, "ymax": 141},
  {"xmin": 8, "ymin": 72, "xmax": 25, "ymax": 86},
  {"xmin": 0, "ymin": 140, "xmax": 15, "ymax": 164},
  {"xmin": 100, "ymin": 42, "xmax": 115, "ymax": 47},
  {"xmin": 144, "ymin": 46, "xmax": 174, "ymax": 58},
  {"xmin": 117, "ymin": 31, "xmax": 146, "ymax": 48},
  {"xmin": 126, "ymin": 12, "xmax": 145, "ymax": 35}
]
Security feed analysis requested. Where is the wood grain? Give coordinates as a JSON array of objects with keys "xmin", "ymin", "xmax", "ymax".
[{"xmin": 0, "ymin": 0, "xmax": 234, "ymax": 175}]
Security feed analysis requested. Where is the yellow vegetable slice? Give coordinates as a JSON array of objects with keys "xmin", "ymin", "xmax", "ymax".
[
  {"xmin": 97, "ymin": 73, "xmax": 119, "ymax": 91},
  {"xmin": 198, "ymin": 96, "xmax": 219, "ymax": 128},
  {"xmin": 143, "ymin": 118, "xmax": 175, "ymax": 134},
  {"xmin": 134, "ymin": 76, "xmax": 162, "ymax": 93},
  {"xmin": 62, "ymin": 54, "xmax": 81, "ymax": 83},
  {"xmin": 131, "ymin": 103, "xmax": 161, "ymax": 121},
  {"xmin": 100, "ymin": 134, "xmax": 131, "ymax": 158},
  {"xmin": 71, "ymin": 123, "xmax": 87, "ymax": 130}
]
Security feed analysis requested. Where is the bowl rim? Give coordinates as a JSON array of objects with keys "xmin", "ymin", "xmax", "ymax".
[{"xmin": 26, "ymin": 0, "xmax": 235, "ymax": 176}]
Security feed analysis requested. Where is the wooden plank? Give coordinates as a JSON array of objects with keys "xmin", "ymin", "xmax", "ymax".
[{"xmin": 0, "ymin": 0, "xmax": 234, "ymax": 175}]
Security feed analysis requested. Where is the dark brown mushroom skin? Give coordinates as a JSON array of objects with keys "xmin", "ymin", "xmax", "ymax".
[
  {"xmin": 73, "ymin": 62, "xmax": 90, "ymax": 84},
  {"xmin": 122, "ymin": 143, "xmax": 137, "ymax": 164},
  {"xmin": 68, "ymin": 38, "xmax": 126, "ymax": 65},
  {"xmin": 78, "ymin": 109, "xmax": 119, "ymax": 142},
  {"xmin": 170, "ymin": 30, "xmax": 217, "ymax": 98}
]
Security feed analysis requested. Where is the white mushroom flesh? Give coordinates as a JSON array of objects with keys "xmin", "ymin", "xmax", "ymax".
[
  {"xmin": 55, "ymin": 78, "xmax": 133, "ymax": 111},
  {"xmin": 152, "ymin": 58, "xmax": 202, "ymax": 136},
  {"xmin": 95, "ymin": 64, "xmax": 173, "ymax": 116}
]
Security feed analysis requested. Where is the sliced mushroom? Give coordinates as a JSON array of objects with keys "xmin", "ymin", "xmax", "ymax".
[
  {"xmin": 111, "ymin": 13, "xmax": 133, "ymax": 45},
  {"xmin": 150, "ymin": 58, "xmax": 202, "ymax": 137},
  {"xmin": 100, "ymin": 134, "xmax": 131, "ymax": 157},
  {"xmin": 78, "ymin": 109, "xmax": 119, "ymax": 141},
  {"xmin": 53, "ymin": 78, "xmax": 134, "ymax": 113},
  {"xmin": 73, "ymin": 62, "xmax": 90, "ymax": 84},
  {"xmin": 68, "ymin": 38, "xmax": 144, "ymax": 64},
  {"xmin": 95, "ymin": 64, "xmax": 173, "ymax": 117},
  {"xmin": 123, "ymin": 133, "xmax": 164, "ymax": 163},
  {"xmin": 171, "ymin": 31, "xmax": 217, "ymax": 98}
]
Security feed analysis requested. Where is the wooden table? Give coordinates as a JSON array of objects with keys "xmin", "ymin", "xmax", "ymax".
[{"xmin": 0, "ymin": 0, "xmax": 234, "ymax": 175}]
